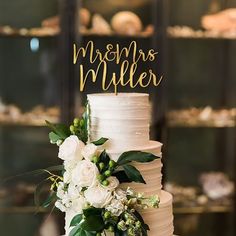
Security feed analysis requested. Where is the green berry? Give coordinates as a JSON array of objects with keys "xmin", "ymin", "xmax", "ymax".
[
  {"xmin": 92, "ymin": 156, "xmax": 99, "ymax": 163},
  {"xmin": 117, "ymin": 220, "xmax": 127, "ymax": 231},
  {"xmin": 80, "ymin": 119, "xmax": 85, "ymax": 127},
  {"xmin": 70, "ymin": 125, "xmax": 76, "ymax": 133},
  {"xmin": 102, "ymin": 180, "xmax": 109, "ymax": 186},
  {"xmin": 73, "ymin": 118, "xmax": 80, "ymax": 127},
  {"xmin": 97, "ymin": 174, "xmax": 105, "ymax": 182},
  {"xmin": 104, "ymin": 170, "xmax": 111, "ymax": 177},
  {"xmin": 124, "ymin": 213, "xmax": 130, "ymax": 220},
  {"xmin": 112, "ymin": 216, "xmax": 119, "ymax": 222},
  {"xmin": 104, "ymin": 211, "xmax": 111, "ymax": 219},
  {"xmin": 99, "ymin": 162, "xmax": 105, "ymax": 171},
  {"xmin": 126, "ymin": 219, "xmax": 134, "ymax": 225},
  {"xmin": 127, "ymin": 228, "xmax": 134, "ymax": 236},
  {"xmin": 96, "ymin": 233, "xmax": 101, "ymax": 236},
  {"xmin": 109, "ymin": 160, "xmax": 116, "ymax": 168},
  {"xmin": 135, "ymin": 221, "xmax": 142, "ymax": 228},
  {"xmin": 108, "ymin": 225, "xmax": 114, "ymax": 232}
]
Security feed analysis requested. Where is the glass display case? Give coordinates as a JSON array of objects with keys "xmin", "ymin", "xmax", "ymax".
[
  {"xmin": 0, "ymin": 1, "xmax": 64, "ymax": 235},
  {"xmin": 1, "ymin": 0, "xmax": 235, "ymax": 235},
  {"xmin": 164, "ymin": 0, "xmax": 236, "ymax": 235}
]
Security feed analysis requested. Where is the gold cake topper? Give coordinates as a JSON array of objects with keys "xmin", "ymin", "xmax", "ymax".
[{"xmin": 73, "ymin": 41, "xmax": 163, "ymax": 94}]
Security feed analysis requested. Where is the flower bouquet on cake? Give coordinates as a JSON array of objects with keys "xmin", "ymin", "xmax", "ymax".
[{"xmin": 34, "ymin": 111, "xmax": 161, "ymax": 236}]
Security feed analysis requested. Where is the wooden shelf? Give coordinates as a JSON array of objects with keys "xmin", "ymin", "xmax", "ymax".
[
  {"xmin": 167, "ymin": 122, "xmax": 236, "ymax": 128},
  {"xmin": 167, "ymin": 26, "xmax": 236, "ymax": 40},
  {"xmin": 174, "ymin": 205, "xmax": 233, "ymax": 214},
  {"xmin": 0, "ymin": 121, "xmax": 48, "ymax": 127},
  {"xmin": 0, "ymin": 26, "xmax": 153, "ymax": 39},
  {"xmin": 0, "ymin": 26, "xmax": 59, "ymax": 38},
  {"xmin": 167, "ymin": 107, "xmax": 236, "ymax": 128}
]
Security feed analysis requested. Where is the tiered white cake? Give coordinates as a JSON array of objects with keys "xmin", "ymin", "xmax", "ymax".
[{"xmin": 86, "ymin": 93, "xmax": 174, "ymax": 236}]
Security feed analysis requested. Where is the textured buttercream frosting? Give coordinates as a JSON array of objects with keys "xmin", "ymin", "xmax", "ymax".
[
  {"xmin": 65, "ymin": 93, "xmax": 174, "ymax": 236},
  {"xmin": 88, "ymin": 93, "xmax": 150, "ymax": 149}
]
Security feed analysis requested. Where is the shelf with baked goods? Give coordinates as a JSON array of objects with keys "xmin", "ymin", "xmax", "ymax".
[
  {"xmin": 0, "ymin": 104, "xmax": 60, "ymax": 127},
  {"xmin": 167, "ymin": 26, "xmax": 236, "ymax": 41},
  {"xmin": 174, "ymin": 205, "xmax": 233, "ymax": 214},
  {"xmin": 0, "ymin": 25, "xmax": 154, "ymax": 39},
  {"xmin": 165, "ymin": 174, "xmax": 235, "ymax": 215},
  {"xmin": 0, "ymin": 25, "xmax": 59, "ymax": 38},
  {"xmin": 166, "ymin": 107, "xmax": 236, "ymax": 128}
]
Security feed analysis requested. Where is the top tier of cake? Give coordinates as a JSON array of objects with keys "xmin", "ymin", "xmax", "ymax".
[{"xmin": 87, "ymin": 93, "xmax": 151, "ymax": 150}]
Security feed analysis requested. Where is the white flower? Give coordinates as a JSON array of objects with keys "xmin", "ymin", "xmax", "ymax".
[
  {"xmin": 115, "ymin": 189, "xmax": 127, "ymax": 202},
  {"xmin": 64, "ymin": 159, "xmax": 77, "ymax": 171},
  {"xmin": 103, "ymin": 176, "xmax": 119, "ymax": 190},
  {"xmin": 70, "ymin": 196, "xmax": 86, "ymax": 214},
  {"xmin": 61, "ymin": 196, "xmax": 72, "ymax": 208},
  {"xmin": 63, "ymin": 170, "xmax": 72, "ymax": 184},
  {"xmin": 82, "ymin": 143, "xmax": 98, "ymax": 161},
  {"xmin": 58, "ymin": 135, "xmax": 85, "ymax": 161},
  {"xmin": 67, "ymin": 184, "xmax": 81, "ymax": 199},
  {"xmin": 72, "ymin": 160, "xmax": 99, "ymax": 187},
  {"xmin": 56, "ymin": 182, "xmax": 67, "ymax": 199},
  {"xmin": 105, "ymin": 199, "xmax": 125, "ymax": 216},
  {"xmin": 55, "ymin": 200, "xmax": 66, "ymax": 212},
  {"xmin": 84, "ymin": 186, "xmax": 112, "ymax": 208}
]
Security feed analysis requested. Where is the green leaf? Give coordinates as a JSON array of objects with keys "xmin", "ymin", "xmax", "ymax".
[
  {"xmin": 80, "ymin": 215, "xmax": 104, "ymax": 232},
  {"xmin": 46, "ymin": 165, "xmax": 64, "ymax": 172},
  {"xmin": 42, "ymin": 191, "xmax": 57, "ymax": 208},
  {"xmin": 113, "ymin": 171, "xmax": 132, "ymax": 183},
  {"xmin": 132, "ymin": 210, "xmax": 150, "ymax": 235},
  {"xmin": 123, "ymin": 165, "xmax": 146, "ymax": 184},
  {"xmin": 69, "ymin": 225, "xmax": 81, "ymax": 236},
  {"xmin": 49, "ymin": 132, "xmax": 61, "ymax": 143},
  {"xmin": 115, "ymin": 230, "xmax": 127, "ymax": 236},
  {"xmin": 46, "ymin": 120, "xmax": 70, "ymax": 140},
  {"xmin": 83, "ymin": 207, "xmax": 102, "ymax": 217},
  {"xmin": 70, "ymin": 214, "xmax": 83, "ymax": 227},
  {"xmin": 117, "ymin": 151, "xmax": 159, "ymax": 166},
  {"xmin": 92, "ymin": 137, "xmax": 108, "ymax": 146},
  {"xmin": 34, "ymin": 179, "xmax": 50, "ymax": 209},
  {"xmin": 99, "ymin": 150, "xmax": 110, "ymax": 166},
  {"xmin": 1, "ymin": 165, "xmax": 64, "ymax": 186}
]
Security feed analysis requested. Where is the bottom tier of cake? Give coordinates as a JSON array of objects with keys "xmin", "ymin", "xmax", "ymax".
[
  {"xmin": 140, "ymin": 190, "xmax": 174, "ymax": 236},
  {"xmin": 64, "ymin": 190, "xmax": 174, "ymax": 236}
]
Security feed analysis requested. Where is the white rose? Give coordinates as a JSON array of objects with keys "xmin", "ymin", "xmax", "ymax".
[
  {"xmin": 58, "ymin": 135, "xmax": 85, "ymax": 161},
  {"xmin": 72, "ymin": 160, "xmax": 99, "ymax": 187},
  {"xmin": 67, "ymin": 184, "xmax": 81, "ymax": 199},
  {"xmin": 115, "ymin": 189, "xmax": 127, "ymax": 202},
  {"xmin": 82, "ymin": 143, "xmax": 98, "ymax": 161},
  {"xmin": 70, "ymin": 196, "xmax": 86, "ymax": 214},
  {"xmin": 64, "ymin": 159, "xmax": 77, "ymax": 171},
  {"xmin": 105, "ymin": 199, "xmax": 125, "ymax": 216},
  {"xmin": 84, "ymin": 186, "xmax": 112, "ymax": 208},
  {"xmin": 103, "ymin": 176, "xmax": 119, "ymax": 190}
]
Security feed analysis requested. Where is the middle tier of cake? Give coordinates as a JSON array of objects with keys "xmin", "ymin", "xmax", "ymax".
[{"xmin": 107, "ymin": 140, "xmax": 163, "ymax": 196}]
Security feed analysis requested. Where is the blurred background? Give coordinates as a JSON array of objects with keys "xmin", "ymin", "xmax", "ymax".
[{"xmin": 0, "ymin": 0, "xmax": 235, "ymax": 235}]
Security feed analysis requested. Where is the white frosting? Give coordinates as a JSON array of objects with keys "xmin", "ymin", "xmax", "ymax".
[
  {"xmin": 140, "ymin": 191, "xmax": 174, "ymax": 236},
  {"xmin": 88, "ymin": 93, "xmax": 150, "ymax": 149},
  {"xmin": 64, "ymin": 93, "xmax": 174, "ymax": 236}
]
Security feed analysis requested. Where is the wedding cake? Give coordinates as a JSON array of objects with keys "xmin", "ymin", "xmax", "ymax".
[
  {"xmin": 62, "ymin": 93, "xmax": 174, "ymax": 236},
  {"xmin": 64, "ymin": 93, "xmax": 174, "ymax": 236}
]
